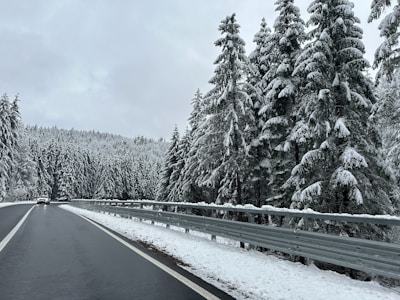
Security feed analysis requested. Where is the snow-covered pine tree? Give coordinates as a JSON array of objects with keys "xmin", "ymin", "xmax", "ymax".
[
  {"xmin": 287, "ymin": 0, "xmax": 397, "ymax": 224},
  {"xmin": 7, "ymin": 97, "xmax": 36, "ymax": 201},
  {"xmin": 168, "ymin": 128, "xmax": 191, "ymax": 201},
  {"xmin": 135, "ymin": 154, "xmax": 160, "ymax": 200},
  {"xmin": 0, "ymin": 94, "xmax": 13, "ymax": 201},
  {"xmin": 94, "ymin": 159, "xmax": 116, "ymax": 199},
  {"xmin": 179, "ymin": 90, "xmax": 214, "ymax": 203},
  {"xmin": 130, "ymin": 159, "xmax": 143, "ymax": 199},
  {"xmin": 194, "ymin": 13, "xmax": 252, "ymax": 205},
  {"xmin": 372, "ymin": 68, "xmax": 400, "ymax": 182},
  {"xmin": 246, "ymin": 18, "xmax": 274, "ymax": 207},
  {"xmin": 85, "ymin": 152, "xmax": 100, "ymax": 198},
  {"xmin": 9, "ymin": 127, "xmax": 37, "ymax": 201},
  {"xmin": 368, "ymin": 0, "xmax": 400, "ymax": 80},
  {"xmin": 46, "ymin": 140, "xmax": 62, "ymax": 200},
  {"xmin": 258, "ymin": 0, "xmax": 306, "ymax": 207},
  {"xmin": 188, "ymin": 89, "xmax": 204, "ymax": 132},
  {"xmin": 248, "ymin": 18, "xmax": 272, "ymax": 111},
  {"xmin": 156, "ymin": 126, "xmax": 180, "ymax": 201},
  {"xmin": 117, "ymin": 156, "xmax": 134, "ymax": 200},
  {"xmin": 29, "ymin": 140, "xmax": 51, "ymax": 197},
  {"xmin": 74, "ymin": 149, "xmax": 96, "ymax": 199},
  {"xmin": 9, "ymin": 95, "xmax": 19, "ymax": 150},
  {"xmin": 69, "ymin": 147, "xmax": 91, "ymax": 199},
  {"xmin": 55, "ymin": 147, "xmax": 75, "ymax": 200}
]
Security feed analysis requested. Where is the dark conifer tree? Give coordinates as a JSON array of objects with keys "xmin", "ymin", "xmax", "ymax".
[
  {"xmin": 258, "ymin": 0, "xmax": 306, "ymax": 206},
  {"xmin": 286, "ymin": 0, "xmax": 398, "ymax": 227},
  {"xmin": 194, "ymin": 14, "xmax": 252, "ymax": 205},
  {"xmin": 156, "ymin": 126, "xmax": 180, "ymax": 201}
]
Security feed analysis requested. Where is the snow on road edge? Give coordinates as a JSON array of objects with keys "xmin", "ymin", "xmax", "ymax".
[
  {"xmin": 0, "ymin": 201, "xmax": 35, "ymax": 208},
  {"xmin": 60, "ymin": 205, "xmax": 399, "ymax": 300}
]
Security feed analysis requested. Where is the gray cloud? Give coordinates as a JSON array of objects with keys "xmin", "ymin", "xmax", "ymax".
[{"xmin": 0, "ymin": 0, "xmax": 383, "ymax": 139}]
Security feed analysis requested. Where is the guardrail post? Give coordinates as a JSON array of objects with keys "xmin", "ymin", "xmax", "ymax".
[
  {"xmin": 150, "ymin": 204, "xmax": 155, "ymax": 224},
  {"xmin": 183, "ymin": 208, "xmax": 190, "ymax": 233},
  {"xmin": 248, "ymin": 213, "xmax": 256, "ymax": 250},
  {"xmin": 304, "ymin": 218, "xmax": 312, "ymax": 266},
  {"xmin": 139, "ymin": 203, "xmax": 143, "ymax": 222},
  {"xmin": 209, "ymin": 208, "xmax": 217, "ymax": 240}
]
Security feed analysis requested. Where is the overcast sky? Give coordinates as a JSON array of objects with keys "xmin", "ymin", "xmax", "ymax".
[{"xmin": 0, "ymin": 0, "xmax": 383, "ymax": 139}]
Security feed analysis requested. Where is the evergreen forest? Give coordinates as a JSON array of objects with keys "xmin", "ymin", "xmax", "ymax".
[
  {"xmin": 0, "ymin": 101, "xmax": 167, "ymax": 202},
  {"xmin": 157, "ymin": 0, "xmax": 400, "ymax": 228}
]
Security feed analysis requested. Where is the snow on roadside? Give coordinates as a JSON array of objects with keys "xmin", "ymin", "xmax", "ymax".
[
  {"xmin": 0, "ymin": 201, "xmax": 35, "ymax": 208},
  {"xmin": 60, "ymin": 205, "xmax": 399, "ymax": 300}
]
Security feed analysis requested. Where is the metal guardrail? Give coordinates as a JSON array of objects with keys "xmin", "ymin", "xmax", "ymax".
[{"xmin": 70, "ymin": 199, "xmax": 400, "ymax": 280}]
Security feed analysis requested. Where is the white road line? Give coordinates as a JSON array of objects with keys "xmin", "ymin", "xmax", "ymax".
[
  {"xmin": 79, "ymin": 214, "xmax": 220, "ymax": 300},
  {"xmin": 0, "ymin": 205, "xmax": 35, "ymax": 253}
]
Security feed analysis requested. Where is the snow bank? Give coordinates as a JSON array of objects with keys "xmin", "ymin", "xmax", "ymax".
[
  {"xmin": 61, "ymin": 205, "xmax": 399, "ymax": 300},
  {"xmin": 0, "ymin": 201, "xmax": 35, "ymax": 208}
]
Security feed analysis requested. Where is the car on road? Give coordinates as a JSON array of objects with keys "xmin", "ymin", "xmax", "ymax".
[{"xmin": 36, "ymin": 197, "xmax": 51, "ymax": 205}]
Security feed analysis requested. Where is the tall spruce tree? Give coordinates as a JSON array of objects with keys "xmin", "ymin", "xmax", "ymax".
[
  {"xmin": 9, "ymin": 128, "xmax": 36, "ymax": 201},
  {"xmin": 119, "ymin": 156, "xmax": 135, "ymax": 200},
  {"xmin": 287, "ymin": 0, "xmax": 397, "ymax": 224},
  {"xmin": 7, "ymin": 98, "xmax": 36, "ymax": 201},
  {"xmin": 56, "ymin": 147, "xmax": 74, "ymax": 200},
  {"xmin": 135, "ymin": 154, "xmax": 160, "ymax": 200},
  {"xmin": 30, "ymin": 140, "xmax": 51, "ymax": 197},
  {"xmin": 258, "ymin": 0, "xmax": 306, "ymax": 206},
  {"xmin": 156, "ymin": 126, "xmax": 180, "ymax": 201},
  {"xmin": 194, "ymin": 14, "xmax": 251, "ymax": 204},
  {"xmin": 46, "ymin": 140, "xmax": 61, "ymax": 200},
  {"xmin": 246, "ymin": 18, "xmax": 273, "ymax": 207},
  {"xmin": 0, "ymin": 94, "xmax": 13, "ymax": 201},
  {"xmin": 167, "ymin": 128, "xmax": 191, "ymax": 201},
  {"xmin": 94, "ymin": 159, "xmax": 115, "ymax": 199},
  {"xmin": 248, "ymin": 18, "xmax": 272, "ymax": 114},
  {"xmin": 179, "ymin": 90, "xmax": 213, "ymax": 202},
  {"xmin": 372, "ymin": 68, "xmax": 400, "ymax": 182}
]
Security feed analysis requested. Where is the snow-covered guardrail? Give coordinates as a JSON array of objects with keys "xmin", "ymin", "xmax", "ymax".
[{"xmin": 70, "ymin": 199, "xmax": 400, "ymax": 280}]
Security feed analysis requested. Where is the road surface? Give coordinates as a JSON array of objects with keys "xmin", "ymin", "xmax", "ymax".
[
  {"xmin": 0, "ymin": 204, "xmax": 33, "ymax": 242},
  {"xmin": 0, "ymin": 204, "xmax": 232, "ymax": 299}
]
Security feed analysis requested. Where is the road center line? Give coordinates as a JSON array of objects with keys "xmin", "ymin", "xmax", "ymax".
[
  {"xmin": 0, "ymin": 205, "xmax": 35, "ymax": 253},
  {"xmin": 79, "ymin": 214, "xmax": 220, "ymax": 300}
]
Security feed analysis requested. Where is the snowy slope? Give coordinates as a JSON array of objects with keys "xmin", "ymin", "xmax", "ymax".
[{"xmin": 60, "ymin": 205, "xmax": 399, "ymax": 300}]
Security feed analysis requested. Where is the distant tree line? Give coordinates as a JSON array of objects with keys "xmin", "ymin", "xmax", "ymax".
[
  {"xmin": 0, "ymin": 108, "xmax": 167, "ymax": 202},
  {"xmin": 156, "ymin": 0, "xmax": 400, "ymax": 234}
]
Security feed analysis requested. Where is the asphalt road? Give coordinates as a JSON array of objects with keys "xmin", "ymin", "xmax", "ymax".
[
  {"xmin": 0, "ymin": 204, "xmax": 232, "ymax": 300},
  {"xmin": 0, "ymin": 204, "xmax": 33, "ymax": 242}
]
